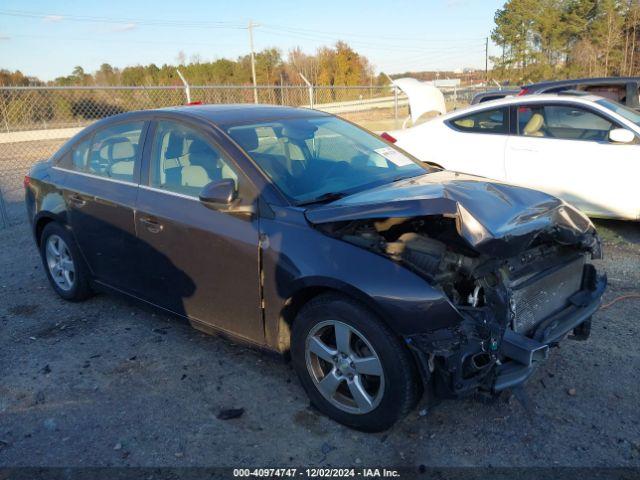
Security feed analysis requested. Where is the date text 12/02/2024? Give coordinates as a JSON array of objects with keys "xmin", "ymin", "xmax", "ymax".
[{"xmin": 232, "ymin": 468, "xmax": 401, "ymax": 478}]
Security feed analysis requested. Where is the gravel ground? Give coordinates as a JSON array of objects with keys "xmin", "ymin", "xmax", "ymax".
[{"xmin": 1, "ymin": 210, "xmax": 639, "ymax": 469}]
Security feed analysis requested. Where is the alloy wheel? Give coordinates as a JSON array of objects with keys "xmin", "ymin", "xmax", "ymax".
[
  {"xmin": 45, "ymin": 234, "xmax": 76, "ymax": 292},
  {"xmin": 305, "ymin": 320, "xmax": 385, "ymax": 414}
]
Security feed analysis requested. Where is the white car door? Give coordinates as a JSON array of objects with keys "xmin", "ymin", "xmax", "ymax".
[
  {"xmin": 433, "ymin": 106, "xmax": 509, "ymax": 180},
  {"xmin": 395, "ymin": 106, "xmax": 509, "ymax": 181},
  {"xmin": 505, "ymin": 102, "xmax": 640, "ymax": 220}
]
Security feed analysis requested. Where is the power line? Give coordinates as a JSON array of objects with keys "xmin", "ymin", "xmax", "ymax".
[
  {"xmin": 0, "ymin": 8, "xmax": 486, "ymax": 46},
  {"xmin": 0, "ymin": 9, "xmax": 247, "ymax": 29},
  {"xmin": 259, "ymin": 27, "xmax": 481, "ymax": 54},
  {"xmin": 262, "ymin": 23, "xmax": 485, "ymax": 44},
  {"xmin": 5, "ymin": 33, "xmax": 242, "ymax": 48},
  {"xmin": 0, "ymin": 8, "xmax": 491, "ymax": 75}
]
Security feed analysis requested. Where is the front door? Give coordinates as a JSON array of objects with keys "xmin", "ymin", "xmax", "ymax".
[
  {"xmin": 134, "ymin": 119, "xmax": 263, "ymax": 343},
  {"xmin": 62, "ymin": 120, "xmax": 146, "ymax": 291},
  {"xmin": 505, "ymin": 103, "xmax": 640, "ymax": 220},
  {"xmin": 438, "ymin": 106, "xmax": 509, "ymax": 180}
]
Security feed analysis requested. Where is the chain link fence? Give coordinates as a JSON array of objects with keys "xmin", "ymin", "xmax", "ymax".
[{"xmin": 0, "ymin": 84, "xmax": 487, "ymax": 228}]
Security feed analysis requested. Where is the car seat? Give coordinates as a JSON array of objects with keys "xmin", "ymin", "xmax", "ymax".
[
  {"xmin": 523, "ymin": 113, "xmax": 545, "ymax": 137},
  {"xmin": 107, "ymin": 137, "xmax": 136, "ymax": 179}
]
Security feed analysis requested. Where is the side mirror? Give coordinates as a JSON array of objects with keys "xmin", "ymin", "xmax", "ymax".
[
  {"xmin": 199, "ymin": 179, "xmax": 256, "ymax": 216},
  {"xmin": 609, "ymin": 128, "xmax": 635, "ymax": 144},
  {"xmin": 199, "ymin": 179, "xmax": 237, "ymax": 207}
]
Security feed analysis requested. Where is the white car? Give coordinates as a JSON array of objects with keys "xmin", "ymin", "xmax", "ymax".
[{"xmin": 386, "ymin": 93, "xmax": 640, "ymax": 220}]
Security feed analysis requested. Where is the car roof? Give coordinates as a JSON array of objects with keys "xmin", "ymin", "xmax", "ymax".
[
  {"xmin": 53, "ymin": 104, "xmax": 333, "ymax": 159},
  {"xmin": 441, "ymin": 93, "xmax": 605, "ymax": 119},
  {"xmin": 84, "ymin": 104, "xmax": 330, "ymax": 132},
  {"xmin": 156, "ymin": 103, "xmax": 330, "ymax": 125},
  {"xmin": 524, "ymin": 77, "xmax": 640, "ymax": 90}
]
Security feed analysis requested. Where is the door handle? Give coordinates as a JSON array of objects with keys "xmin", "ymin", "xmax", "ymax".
[
  {"xmin": 139, "ymin": 216, "xmax": 163, "ymax": 234},
  {"xmin": 68, "ymin": 193, "xmax": 87, "ymax": 207}
]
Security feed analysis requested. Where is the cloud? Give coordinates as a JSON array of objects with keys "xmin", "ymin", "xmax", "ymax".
[
  {"xmin": 0, "ymin": 34, "xmax": 10, "ymax": 40},
  {"xmin": 110, "ymin": 22, "xmax": 137, "ymax": 33},
  {"xmin": 43, "ymin": 15, "xmax": 64, "ymax": 22}
]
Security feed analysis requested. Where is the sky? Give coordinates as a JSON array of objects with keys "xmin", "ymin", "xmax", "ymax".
[{"xmin": 0, "ymin": 0, "xmax": 505, "ymax": 81}]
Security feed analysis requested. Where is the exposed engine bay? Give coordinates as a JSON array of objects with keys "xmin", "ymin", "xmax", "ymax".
[{"xmin": 317, "ymin": 214, "xmax": 603, "ymax": 397}]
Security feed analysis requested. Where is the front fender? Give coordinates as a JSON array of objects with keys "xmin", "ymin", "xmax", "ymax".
[{"xmin": 260, "ymin": 208, "xmax": 465, "ymax": 350}]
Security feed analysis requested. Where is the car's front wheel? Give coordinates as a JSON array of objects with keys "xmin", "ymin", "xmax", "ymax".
[
  {"xmin": 39, "ymin": 222, "xmax": 92, "ymax": 301},
  {"xmin": 291, "ymin": 293, "xmax": 420, "ymax": 431}
]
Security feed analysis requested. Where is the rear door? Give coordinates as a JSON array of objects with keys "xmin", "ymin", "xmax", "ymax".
[
  {"xmin": 59, "ymin": 119, "xmax": 148, "ymax": 291},
  {"xmin": 505, "ymin": 102, "xmax": 640, "ymax": 219},
  {"xmin": 134, "ymin": 118, "xmax": 263, "ymax": 343}
]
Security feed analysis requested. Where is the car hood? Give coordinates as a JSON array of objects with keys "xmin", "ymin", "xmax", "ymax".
[{"xmin": 304, "ymin": 171, "xmax": 600, "ymax": 257}]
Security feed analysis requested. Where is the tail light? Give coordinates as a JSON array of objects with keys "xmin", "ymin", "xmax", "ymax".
[
  {"xmin": 381, "ymin": 132, "xmax": 397, "ymax": 143},
  {"xmin": 518, "ymin": 88, "xmax": 530, "ymax": 96},
  {"xmin": 23, "ymin": 175, "xmax": 30, "ymax": 189}
]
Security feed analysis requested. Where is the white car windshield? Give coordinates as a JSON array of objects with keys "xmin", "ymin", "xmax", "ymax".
[
  {"xmin": 596, "ymin": 98, "xmax": 640, "ymax": 127},
  {"xmin": 226, "ymin": 116, "xmax": 430, "ymax": 205}
]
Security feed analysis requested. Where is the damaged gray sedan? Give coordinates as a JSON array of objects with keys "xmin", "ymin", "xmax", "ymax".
[{"xmin": 26, "ymin": 105, "xmax": 606, "ymax": 432}]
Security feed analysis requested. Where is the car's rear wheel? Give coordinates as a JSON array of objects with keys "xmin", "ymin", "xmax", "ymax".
[
  {"xmin": 40, "ymin": 222, "xmax": 92, "ymax": 301},
  {"xmin": 291, "ymin": 293, "xmax": 419, "ymax": 431}
]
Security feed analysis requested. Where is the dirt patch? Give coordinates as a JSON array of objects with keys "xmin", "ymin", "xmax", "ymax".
[{"xmin": 6, "ymin": 304, "xmax": 39, "ymax": 317}]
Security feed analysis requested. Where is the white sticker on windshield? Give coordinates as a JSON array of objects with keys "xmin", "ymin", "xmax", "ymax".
[{"xmin": 374, "ymin": 147, "xmax": 414, "ymax": 167}]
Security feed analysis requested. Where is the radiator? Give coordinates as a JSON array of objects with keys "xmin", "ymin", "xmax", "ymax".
[{"xmin": 509, "ymin": 256, "xmax": 585, "ymax": 334}]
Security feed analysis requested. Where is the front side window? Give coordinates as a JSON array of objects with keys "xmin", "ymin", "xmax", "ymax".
[
  {"xmin": 225, "ymin": 116, "xmax": 429, "ymax": 204},
  {"xmin": 149, "ymin": 120, "xmax": 238, "ymax": 197},
  {"xmin": 517, "ymin": 104, "xmax": 614, "ymax": 141},
  {"xmin": 448, "ymin": 108, "xmax": 508, "ymax": 134},
  {"xmin": 87, "ymin": 121, "xmax": 144, "ymax": 181}
]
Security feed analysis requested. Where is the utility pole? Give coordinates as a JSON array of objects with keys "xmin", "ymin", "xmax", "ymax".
[
  {"xmin": 248, "ymin": 20, "xmax": 259, "ymax": 104},
  {"xmin": 485, "ymin": 37, "xmax": 489, "ymax": 85}
]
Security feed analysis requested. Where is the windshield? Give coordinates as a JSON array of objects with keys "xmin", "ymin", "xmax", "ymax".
[
  {"xmin": 225, "ymin": 116, "xmax": 430, "ymax": 204},
  {"xmin": 596, "ymin": 98, "xmax": 640, "ymax": 126}
]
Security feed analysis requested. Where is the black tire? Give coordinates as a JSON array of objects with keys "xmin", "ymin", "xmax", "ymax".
[
  {"xmin": 291, "ymin": 293, "xmax": 420, "ymax": 432},
  {"xmin": 39, "ymin": 222, "xmax": 93, "ymax": 301}
]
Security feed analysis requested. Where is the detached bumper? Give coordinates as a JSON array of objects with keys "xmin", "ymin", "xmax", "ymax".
[{"xmin": 493, "ymin": 272, "xmax": 607, "ymax": 392}]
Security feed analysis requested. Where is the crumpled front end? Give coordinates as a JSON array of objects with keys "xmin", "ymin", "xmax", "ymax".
[
  {"xmin": 403, "ymin": 240, "xmax": 606, "ymax": 397},
  {"xmin": 306, "ymin": 172, "xmax": 607, "ymax": 397}
]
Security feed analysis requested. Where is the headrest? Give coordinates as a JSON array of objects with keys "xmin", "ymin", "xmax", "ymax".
[
  {"xmin": 456, "ymin": 119, "xmax": 475, "ymax": 128},
  {"xmin": 229, "ymin": 127, "xmax": 259, "ymax": 151},
  {"xmin": 165, "ymin": 132, "xmax": 185, "ymax": 159},
  {"xmin": 110, "ymin": 138, "xmax": 135, "ymax": 160},
  {"xmin": 187, "ymin": 136, "xmax": 214, "ymax": 156},
  {"xmin": 524, "ymin": 113, "xmax": 544, "ymax": 135}
]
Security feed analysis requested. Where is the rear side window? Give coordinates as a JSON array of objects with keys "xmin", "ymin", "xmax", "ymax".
[
  {"xmin": 56, "ymin": 137, "xmax": 91, "ymax": 170},
  {"xmin": 448, "ymin": 108, "xmax": 508, "ymax": 134},
  {"xmin": 581, "ymin": 84, "xmax": 626, "ymax": 102},
  {"xmin": 86, "ymin": 122, "xmax": 144, "ymax": 182},
  {"xmin": 72, "ymin": 139, "xmax": 91, "ymax": 170}
]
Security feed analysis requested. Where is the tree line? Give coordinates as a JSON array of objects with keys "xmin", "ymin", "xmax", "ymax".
[
  {"xmin": 492, "ymin": 0, "xmax": 640, "ymax": 82},
  {"xmin": 1, "ymin": 41, "xmax": 388, "ymax": 87}
]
